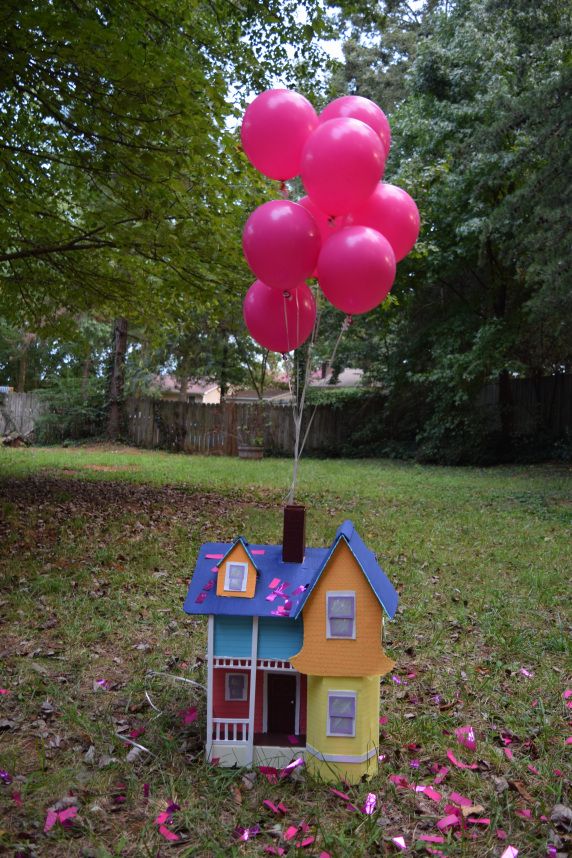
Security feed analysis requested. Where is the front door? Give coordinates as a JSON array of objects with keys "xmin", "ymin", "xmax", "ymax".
[{"xmin": 267, "ymin": 673, "xmax": 296, "ymax": 735}]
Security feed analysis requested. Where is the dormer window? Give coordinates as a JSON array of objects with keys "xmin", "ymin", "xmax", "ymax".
[
  {"xmin": 326, "ymin": 592, "xmax": 356, "ymax": 639},
  {"xmin": 224, "ymin": 561, "xmax": 248, "ymax": 592}
]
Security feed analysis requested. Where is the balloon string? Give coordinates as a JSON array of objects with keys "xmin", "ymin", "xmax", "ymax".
[{"xmin": 298, "ymin": 315, "xmax": 351, "ymax": 461}]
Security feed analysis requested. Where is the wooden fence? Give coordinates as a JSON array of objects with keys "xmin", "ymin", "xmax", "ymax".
[
  {"xmin": 124, "ymin": 397, "xmax": 364, "ymax": 456},
  {"xmin": 2, "ymin": 373, "xmax": 570, "ymax": 454},
  {"xmin": 0, "ymin": 392, "xmax": 44, "ymax": 437}
]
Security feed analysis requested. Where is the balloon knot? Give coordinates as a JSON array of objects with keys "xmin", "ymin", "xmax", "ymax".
[
  {"xmin": 327, "ymin": 215, "xmax": 337, "ymax": 227},
  {"xmin": 283, "ymin": 290, "xmax": 291, "ymax": 299},
  {"xmin": 279, "ymin": 181, "xmax": 289, "ymax": 199},
  {"xmin": 343, "ymin": 315, "xmax": 353, "ymax": 330}
]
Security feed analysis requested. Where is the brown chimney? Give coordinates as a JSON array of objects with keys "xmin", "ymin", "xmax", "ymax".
[{"xmin": 282, "ymin": 505, "xmax": 306, "ymax": 563}]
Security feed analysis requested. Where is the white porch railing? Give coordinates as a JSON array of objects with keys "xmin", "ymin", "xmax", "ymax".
[
  {"xmin": 212, "ymin": 718, "xmax": 249, "ymax": 743},
  {"xmin": 212, "ymin": 657, "xmax": 296, "ymax": 672}
]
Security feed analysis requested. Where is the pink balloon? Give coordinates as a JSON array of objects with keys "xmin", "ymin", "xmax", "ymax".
[
  {"xmin": 243, "ymin": 280, "xmax": 316, "ymax": 353},
  {"xmin": 241, "ymin": 89, "xmax": 318, "ymax": 181},
  {"xmin": 345, "ymin": 183, "xmax": 420, "ymax": 262},
  {"xmin": 242, "ymin": 200, "xmax": 320, "ymax": 290},
  {"xmin": 298, "ymin": 196, "xmax": 343, "ymax": 275},
  {"xmin": 317, "ymin": 226, "xmax": 396, "ymax": 315},
  {"xmin": 301, "ymin": 118, "xmax": 385, "ymax": 216},
  {"xmin": 320, "ymin": 95, "xmax": 391, "ymax": 156}
]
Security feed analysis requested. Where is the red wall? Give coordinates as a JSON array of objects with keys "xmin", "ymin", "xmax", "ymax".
[{"xmin": 212, "ymin": 669, "xmax": 249, "ymax": 720}]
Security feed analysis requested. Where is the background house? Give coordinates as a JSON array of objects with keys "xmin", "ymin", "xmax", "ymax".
[{"xmin": 152, "ymin": 374, "xmax": 221, "ymax": 404}]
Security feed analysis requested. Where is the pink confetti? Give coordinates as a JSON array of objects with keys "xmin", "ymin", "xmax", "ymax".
[
  {"xmin": 434, "ymin": 766, "xmax": 449, "ymax": 784},
  {"xmin": 263, "ymin": 800, "xmax": 287, "ymax": 814},
  {"xmin": 361, "ymin": 793, "xmax": 376, "ymax": 815},
  {"xmin": 391, "ymin": 836, "xmax": 407, "ymax": 850},
  {"xmin": 455, "ymin": 725, "xmax": 477, "ymax": 752},
  {"xmin": 288, "ymin": 734, "xmax": 299, "ymax": 745},
  {"xmin": 449, "ymin": 792, "xmax": 472, "ymax": 808},
  {"xmin": 205, "ymin": 553, "xmax": 223, "ymax": 559},
  {"xmin": 565, "ymin": 737, "xmax": 572, "ymax": 745},
  {"xmin": 233, "ymin": 824, "xmax": 260, "ymax": 841},
  {"xmin": 269, "ymin": 578, "xmax": 281, "ymax": 589},
  {"xmin": 516, "ymin": 808, "xmax": 532, "ymax": 819},
  {"xmin": 527, "ymin": 764, "xmax": 540, "ymax": 775},
  {"xmin": 467, "ymin": 817, "xmax": 490, "ymax": 826},
  {"xmin": 259, "ymin": 765, "xmax": 279, "ymax": 784},
  {"xmin": 422, "ymin": 786, "xmax": 442, "ymax": 802},
  {"xmin": 96, "ymin": 678, "xmax": 110, "ymax": 689},
  {"xmin": 378, "ymin": 753, "xmax": 388, "ymax": 762},
  {"xmin": 12, "ymin": 790, "xmax": 23, "ymax": 807},
  {"xmin": 519, "ymin": 668, "xmax": 533, "ymax": 678},
  {"xmin": 500, "ymin": 848, "xmax": 518, "ymax": 858},
  {"xmin": 437, "ymin": 814, "xmax": 461, "ymax": 831},
  {"xmin": 210, "ymin": 565, "xmax": 219, "ymax": 572},
  {"xmin": 129, "ymin": 726, "xmax": 145, "ymax": 739},
  {"xmin": 547, "ymin": 846, "xmax": 558, "ymax": 857},
  {"xmin": 446, "ymin": 750, "xmax": 478, "ymax": 770},
  {"xmin": 284, "ymin": 825, "xmax": 300, "ymax": 841},
  {"xmin": 319, "ymin": 853, "xmax": 331, "ymax": 858},
  {"xmin": 504, "ymin": 748, "xmax": 514, "ymax": 760},
  {"xmin": 296, "ymin": 837, "xmax": 315, "ymax": 848},
  {"xmin": 410, "ymin": 759, "xmax": 420, "ymax": 769},
  {"xmin": 0, "ymin": 689, "xmax": 9, "ymax": 695},
  {"xmin": 179, "ymin": 706, "xmax": 198, "ymax": 725},
  {"xmin": 44, "ymin": 810, "xmax": 58, "ymax": 832},
  {"xmin": 291, "ymin": 585, "xmax": 307, "ymax": 595},
  {"xmin": 280, "ymin": 757, "xmax": 304, "ymax": 778},
  {"xmin": 554, "ymin": 769, "xmax": 563, "ymax": 777},
  {"xmin": 496, "ymin": 829, "xmax": 508, "ymax": 840},
  {"xmin": 195, "ymin": 592, "xmax": 207, "ymax": 604},
  {"xmin": 59, "ymin": 807, "xmax": 78, "ymax": 825},
  {"xmin": 389, "ymin": 774, "xmax": 410, "ymax": 790},
  {"xmin": 564, "ymin": 689, "xmax": 572, "ymax": 699},
  {"xmin": 392, "ymin": 675, "xmax": 405, "ymax": 685},
  {"xmin": 266, "ymin": 593, "xmax": 278, "ymax": 602},
  {"xmin": 143, "ymin": 783, "xmax": 150, "ymax": 798},
  {"xmin": 202, "ymin": 580, "xmax": 214, "ymax": 591},
  {"xmin": 330, "ymin": 788, "xmax": 352, "ymax": 802},
  {"xmin": 379, "ymin": 715, "xmax": 389, "ymax": 725},
  {"xmin": 251, "ymin": 549, "xmax": 265, "ymax": 554},
  {"xmin": 418, "ymin": 835, "xmax": 445, "ymax": 844}
]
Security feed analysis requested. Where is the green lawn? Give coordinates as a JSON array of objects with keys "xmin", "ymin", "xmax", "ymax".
[{"xmin": 0, "ymin": 445, "xmax": 570, "ymax": 856}]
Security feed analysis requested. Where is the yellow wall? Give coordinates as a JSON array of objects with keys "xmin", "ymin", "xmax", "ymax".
[
  {"xmin": 305, "ymin": 675, "xmax": 380, "ymax": 784},
  {"xmin": 216, "ymin": 543, "xmax": 257, "ymax": 599},
  {"xmin": 290, "ymin": 540, "xmax": 395, "ymax": 676}
]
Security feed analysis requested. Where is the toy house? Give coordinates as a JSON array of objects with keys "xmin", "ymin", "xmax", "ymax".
[{"xmin": 183, "ymin": 507, "xmax": 398, "ymax": 784}]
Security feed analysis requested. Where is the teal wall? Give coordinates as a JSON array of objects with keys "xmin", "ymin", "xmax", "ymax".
[
  {"xmin": 212, "ymin": 616, "xmax": 304, "ymax": 660},
  {"xmin": 213, "ymin": 616, "xmax": 253, "ymax": 657},
  {"xmin": 258, "ymin": 617, "xmax": 303, "ymax": 659}
]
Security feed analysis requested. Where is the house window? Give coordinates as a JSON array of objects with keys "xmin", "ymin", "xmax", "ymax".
[
  {"xmin": 225, "ymin": 673, "xmax": 248, "ymax": 701},
  {"xmin": 224, "ymin": 562, "xmax": 248, "ymax": 592},
  {"xmin": 327, "ymin": 691, "xmax": 356, "ymax": 737},
  {"xmin": 326, "ymin": 592, "xmax": 356, "ymax": 639}
]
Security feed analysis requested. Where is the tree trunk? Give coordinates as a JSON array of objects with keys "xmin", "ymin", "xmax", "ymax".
[
  {"xmin": 107, "ymin": 317, "xmax": 128, "ymax": 440},
  {"xmin": 497, "ymin": 368, "xmax": 514, "ymax": 460},
  {"xmin": 81, "ymin": 355, "xmax": 92, "ymax": 400}
]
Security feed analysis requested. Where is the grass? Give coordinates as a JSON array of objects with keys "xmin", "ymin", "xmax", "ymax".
[{"xmin": 0, "ymin": 444, "xmax": 570, "ymax": 857}]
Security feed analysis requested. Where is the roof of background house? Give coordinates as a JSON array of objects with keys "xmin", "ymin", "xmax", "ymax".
[
  {"xmin": 153, "ymin": 374, "xmax": 219, "ymax": 395},
  {"xmin": 183, "ymin": 520, "xmax": 398, "ymax": 621}
]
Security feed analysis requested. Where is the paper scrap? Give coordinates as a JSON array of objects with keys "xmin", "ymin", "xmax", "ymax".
[
  {"xmin": 205, "ymin": 553, "xmax": 223, "ymax": 559},
  {"xmin": 446, "ymin": 750, "xmax": 478, "ymax": 770},
  {"xmin": 195, "ymin": 592, "xmax": 207, "ymax": 604},
  {"xmin": 437, "ymin": 814, "xmax": 461, "ymax": 830},
  {"xmin": 434, "ymin": 766, "xmax": 449, "ymax": 784},
  {"xmin": 288, "ymin": 735, "xmax": 299, "ymax": 745},
  {"xmin": 500, "ymin": 848, "xmax": 518, "ymax": 858},
  {"xmin": 269, "ymin": 578, "xmax": 281, "ymax": 589},
  {"xmin": 391, "ymin": 836, "xmax": 407, "ymax": 850},
  {"xmin": 251, "ymin": 549, "xmax": 265, "ymax": 554},
  {"xmin": 422, "ymin": 786, "xmax": 442, "ymax": 802},
  {"xmin": 455, "ymin": 725, "xmax": 477, "ymax": 751},
  {"xmin": 418, "ymin": 835, "xmax": 445, "ymax": 843},
  {"xmin": 449, "ymin": 792, "xmax": 472, "ymax": 808},
  {"xmin": 361, "ymin": 793, "xmax": 376, "ymax": 815}
]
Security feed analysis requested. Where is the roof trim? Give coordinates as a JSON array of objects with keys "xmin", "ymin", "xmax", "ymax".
[{"xmin": 219, "ymin": 536, "xmax": 260, "ymax": 572}]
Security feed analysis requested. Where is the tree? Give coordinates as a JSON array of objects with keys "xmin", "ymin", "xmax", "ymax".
[
  {"xmin": 0, "ymin": 0, "xmax": 335, "ymax": 332},
  {"xmin": 329, "ymin": 0, "xmax": 572, "ymax": 461}
]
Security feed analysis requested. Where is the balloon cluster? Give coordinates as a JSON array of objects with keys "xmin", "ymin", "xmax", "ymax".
[{"xmin": 240, "ymin": 89, "xmax": 420, "ymax": 354}]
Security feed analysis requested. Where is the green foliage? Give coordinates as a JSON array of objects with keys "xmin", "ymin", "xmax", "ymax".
[
  {"xmin": 0, "ymin": 0, "xmax": 335, "ymax": 334},
  {"xmin": 330, "ymin": 0, "xmax": 572, "ymax": 462},
  {"xmin": 34, "ymin": 376, "xmax": 107, "ymax": 443}
]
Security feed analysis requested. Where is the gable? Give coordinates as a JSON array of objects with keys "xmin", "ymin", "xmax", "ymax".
[
  {"xmin": 215, "ymin": 541, "xmax": 257, "ymax": 599},
  {"xmin": 290, "ymin": 540, "xmax": 395, "ymax": 677}
]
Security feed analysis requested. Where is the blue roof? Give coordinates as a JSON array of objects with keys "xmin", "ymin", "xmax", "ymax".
[{"xmin": 182, "ymin": 521, "xmax": 398, "ymax": 621}]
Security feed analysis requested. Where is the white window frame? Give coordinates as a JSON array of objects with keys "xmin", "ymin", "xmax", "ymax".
[
  {"xmin": 225, "ymin": 672, "xmax": 248, "ymax": 701},
  {"xmin": 224, "ymin": 561, "xmax": 248, "ymax": 592},
  {"xmin": 327, "ymin": 690, "xmax": 357, "ymax": 737},
  {"xmin": 326, "ymin": 591, "xmax": 356, "ymax": 639}
]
